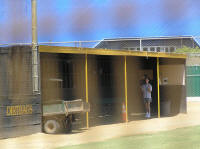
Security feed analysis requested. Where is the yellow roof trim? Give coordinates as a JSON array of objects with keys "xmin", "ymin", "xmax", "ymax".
[{"xmin": 39, "ymin": 45, "xmax": 187, "ymax": 59}]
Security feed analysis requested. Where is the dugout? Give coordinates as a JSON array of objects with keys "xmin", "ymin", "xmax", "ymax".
[{"xmin": 39, "ymin": 45, "xmax": 186, "ymax": 127}]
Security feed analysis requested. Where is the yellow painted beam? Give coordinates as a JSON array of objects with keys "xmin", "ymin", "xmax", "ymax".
[
  {"xmin": 157, "ymin": 57, "xmax": 160, "ymax": 118},
  {"xmin": 39, "ymin": 45, "xmax": 187, "ymax": 59},
  {"xmin": 124, "ymin": 56, "xmax": 128, "ymax": 122},
  {"xmin": 85, "ymin": 54, "xmax": 89, "ymax": 128}
]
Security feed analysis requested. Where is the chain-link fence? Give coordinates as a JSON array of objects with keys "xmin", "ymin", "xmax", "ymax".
[
  {"xmin": 0, "ymin": 36, "xmax": 200, "ymax": 54},
  {"xmin": 39, "ymin": 36, "xmax": 200, "ymax": 53}
]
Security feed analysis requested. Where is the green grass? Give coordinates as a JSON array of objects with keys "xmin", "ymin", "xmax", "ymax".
[{"xmin": 57, "ymin": 125, "xmax": 200, "ymax": 149}]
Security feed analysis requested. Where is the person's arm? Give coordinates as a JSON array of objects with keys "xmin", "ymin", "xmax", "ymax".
[{"xmin": 147, "ymin": 84, "xmax": 152, "ymax": 92}]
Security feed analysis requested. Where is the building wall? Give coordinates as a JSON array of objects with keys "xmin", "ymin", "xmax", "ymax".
[
  {"xmin": 186, "ymin": 54, "xmax": 200, "ymax": 66},
  {"xmin": 159, "ymin": 58, "xmax": 186, "ymax": 114},
  {"xmin": 41, "ymin": 53, "xmax": 86, "ymax": 102},
  {"xmin": 40, "ymin": 54, "xmax": 62, "ymax": 102},
  {"xmin": 0, "ymin": 46, "xmax": 41, "ymax": 139},
  {"xmin": 127, "ymin": 57, "xmax": 145, "ymax": 114},
  {"xmin": 160, "ymin": 65, "xmax": 185, "ymax": 85}
]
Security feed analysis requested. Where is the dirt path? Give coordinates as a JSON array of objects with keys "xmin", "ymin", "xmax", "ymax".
[{"xmin": 0, "ymin": 101, "xmax": 200, "ymax": 149}]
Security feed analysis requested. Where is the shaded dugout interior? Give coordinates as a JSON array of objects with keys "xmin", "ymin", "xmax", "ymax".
[{"xmin": 40, "ymin": 46, "xmax": 186, "ymax": 127}]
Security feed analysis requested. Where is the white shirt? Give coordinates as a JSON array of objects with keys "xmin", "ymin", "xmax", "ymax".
[{"xmin": 141, "ymin": 83, "xmax": 152, "ymax": 98}]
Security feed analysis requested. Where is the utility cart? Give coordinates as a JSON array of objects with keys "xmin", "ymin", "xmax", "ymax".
[{"xmin": 43, "ymin": 99, "xmax": 90, "ymax": 134}]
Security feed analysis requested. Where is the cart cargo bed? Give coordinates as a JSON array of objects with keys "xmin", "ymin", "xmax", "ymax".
[{"xmin": 43, "ymin": 99, "xmax": 90, "ymax": 116}]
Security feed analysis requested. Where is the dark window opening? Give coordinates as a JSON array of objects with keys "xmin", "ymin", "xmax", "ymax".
[
  {"xmin": 150, "ymin": 47, "xmax": 155, "ymax": 52},
  {"xmin": 165, "ymin": 47, "xmax": 169, "ymax": 52},
  {"xmin": 157, "ymin": 47, "xmax": 161, "ymax": 52},
  {"xmin": 97, "ymin": 57, "xmax": 114, "ymax": 87},
  {"xmin": 60, "ymin": 55, "xmax": 74, "ymax": 89},
  {"xmin": 170, "ymin": 47, "xmax": 175, "ymax": 52},
  {"xmin": 143, "ymin": 47, "xmax": 148, "ymax": 51}
]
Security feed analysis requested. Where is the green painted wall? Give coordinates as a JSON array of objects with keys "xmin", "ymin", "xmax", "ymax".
[{"xmin": 186, "ymin": 66, "xmax": 200, "ymax": 97}]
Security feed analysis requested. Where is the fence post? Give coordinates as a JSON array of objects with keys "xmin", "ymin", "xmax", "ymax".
[{"xmin": 140, "ymin": 38, "xmax": 142, "ymax": 51}]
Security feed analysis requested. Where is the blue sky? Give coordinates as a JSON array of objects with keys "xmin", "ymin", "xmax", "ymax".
[{"xmin": 0, "ymin": 0, "xmax": 200, "ymax": 44}]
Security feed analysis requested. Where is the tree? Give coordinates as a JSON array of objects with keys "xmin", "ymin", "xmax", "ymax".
[{"xmin": 175, "ymin": 46, "xmax": 200, "ymax": 53}]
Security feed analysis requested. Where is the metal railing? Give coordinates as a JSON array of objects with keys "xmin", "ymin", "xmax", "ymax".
[{"xmin": 0, "ymin": 36, "xmax": 200, "ymax": 54}]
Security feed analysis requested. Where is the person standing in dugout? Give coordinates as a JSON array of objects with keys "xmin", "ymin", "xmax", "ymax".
[{"xmin": 141, "ymin": 77, "xmax": 152, "ymax": 118}]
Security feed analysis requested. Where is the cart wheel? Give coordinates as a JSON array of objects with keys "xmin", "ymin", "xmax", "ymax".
[{"xmin": 44, "ymin": 119, "xmax": 60, "ymax": 134}]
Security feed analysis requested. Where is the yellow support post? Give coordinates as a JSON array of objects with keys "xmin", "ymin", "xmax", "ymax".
[
  {"xmin": 85, "ymin": 54, "xmax": 89, "ymax": 128},
  {"xmin": 157, "ymin": 57, "xmax": 160, "ymax": 118},
  {"xmin": 124, "ymin": 56, "xmax": 128, "ymax": 122}
]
